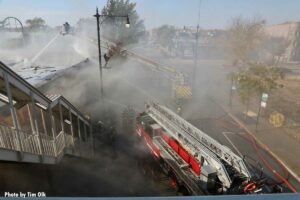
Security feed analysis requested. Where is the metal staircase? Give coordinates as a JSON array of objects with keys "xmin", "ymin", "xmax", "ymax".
[{"xmin": 0, "ymin": 61, "xmax": 93, "ymax": 164}]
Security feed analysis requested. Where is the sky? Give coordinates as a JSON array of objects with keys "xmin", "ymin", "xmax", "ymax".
[{"xmin": 0, "ymin": 0, "xmax": 300, "ymax": 30}]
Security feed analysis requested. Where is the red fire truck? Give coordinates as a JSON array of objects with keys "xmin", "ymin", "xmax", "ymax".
[{"xmin": 134, "ymin": 102, "xmax": 270, "ymax": 195}]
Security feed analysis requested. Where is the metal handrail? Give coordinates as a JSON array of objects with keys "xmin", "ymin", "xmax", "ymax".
[
  {"xmin": 0, "ymin": 124, "xmax": 91, "ymax": 160},
  {"xmin": 55, "ymin": 131, "xmax": 65, "ymax": 155}
]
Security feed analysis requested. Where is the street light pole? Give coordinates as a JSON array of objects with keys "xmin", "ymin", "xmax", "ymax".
[
  {"xmin": 255, "ymin": 104, "xmax": 262, "ymax": 132},
  {"xmin": 192, "ymin": 0, "xmax": 201, "ymax": 90},
  {"xmin": 94, "ymin": 7, "xmax": 130, "ymax": 99},
  {"xmin": 192, "ymin": 24, "xmax": 199, "ymax": 90},
  {"xmin": 94, "ymin": 7, "xmax": 104, "ymax": 99}
]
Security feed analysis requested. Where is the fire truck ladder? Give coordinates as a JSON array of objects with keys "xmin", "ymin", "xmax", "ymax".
[
  {"xmin": 146, "ymin": 102, "xmax": 251, "ymax": 190},
  {"xmin": 85, "ymin": 36, "xmax": 185, "ymax": 83}
]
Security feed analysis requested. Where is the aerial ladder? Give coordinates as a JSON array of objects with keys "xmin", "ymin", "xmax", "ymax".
[
  {"xmin": 85, "ymin": 36, "xmax": 192, "ymax": 103},
  {"xmin": 124, "ymin": 49, "xmax": 192, "ymax": 101},
  {"xmin": 145, "ymin": 102, "xmax": 252, "ymax": 193}
]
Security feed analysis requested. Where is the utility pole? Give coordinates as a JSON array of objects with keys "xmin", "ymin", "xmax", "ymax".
[
  {"xmin": 94, "ymin": 7, "xmax": 104, "ymax": 99},
  {"xmin": 255, "ymin": 105, "xmax": 262, "ymax": 132},
  {"xmin": 192, "ymin": 0, "xmax": 201, "ymax": 90},
  {"xmin": 193, "ymin": 24, "xmax": 199, "ymax": 89}
]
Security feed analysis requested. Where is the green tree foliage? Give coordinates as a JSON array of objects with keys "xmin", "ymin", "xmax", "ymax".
[
  {"xmin": 25, "ymin": 17, "xmax": 46, "ymax": 30},
  {"xmin": 101, "ymin": 0, "xmax": 146, "ymax": 46},
  {"xmin": 227, "ymin": 17, "xmax": 265, "ymax": 66},
  {"xmin": 230, "ymin": 63, "xmax": 284, "ymax": 103},
  {"xmin": 153, "ymin": 25, "xmax": 176, "ymax": 48}
]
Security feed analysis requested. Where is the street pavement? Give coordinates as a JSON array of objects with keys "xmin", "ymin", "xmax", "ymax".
[
  {"xmin": 183, "ymin": 57, "xmax": 300, "ymax": 193},
  {"xmin": 185, "ymin": 96, "xmax": 300, "ymax": 193}
]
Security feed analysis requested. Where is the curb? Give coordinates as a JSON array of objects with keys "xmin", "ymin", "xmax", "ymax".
[{"xmin": 219, "ymin": 102, "xmax": 300, "ymax": 184}]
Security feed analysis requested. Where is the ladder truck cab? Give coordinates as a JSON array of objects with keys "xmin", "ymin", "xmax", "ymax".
[{"xmin": 135, "ymin": 102, "xmax": 264, "ymax": 195}]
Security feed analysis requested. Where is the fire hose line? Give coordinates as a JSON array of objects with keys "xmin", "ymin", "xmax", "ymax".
[
  {"xmin": 219, "ymin": 119, "xmax": 290, "ymax": 181},
  {"xmin": 230, "ymin": 122, "xmax": 290, "ymax": 183},
  {"xmin": 243, "ymin": 134, "xmax": 288, "ymax": 186},
  {"xmin": 218, "ymin": 120, "xmax": 292, "ymax": 187},
  {"xmin": 211, "ymin": 98, "xmax": 297, "ymax": 192},
  {"xmin": 247, "ymin": 134, "xmax": 289, "ymax": 184},
  {"xmin": 244, "ymin": 182, "xmax": 257, "ymax": 193},
  {"xmin": 248, "ymin": 134, "xmax": 297, "ymax": 193}
]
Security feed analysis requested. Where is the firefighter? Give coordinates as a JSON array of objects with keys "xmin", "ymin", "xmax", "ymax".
[
  {"xmin": 103, "ymin": 46, "xmax": 114, "ymax": 68},
  {"xmin": 61, "ymin": 22, "xmax": 70, "ymax": 35},
  {"xmin": 64, "ymin": 22, "xmax": 70, "ymax": 33},
  {"xmin": 103, "ymin": 53, "xmax": 110, "ymax": 67}
]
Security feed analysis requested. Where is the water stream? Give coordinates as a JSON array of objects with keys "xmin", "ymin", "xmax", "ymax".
[{"xmin": 29, "ymin": 33, "xmax": 60, "ymax": 66}]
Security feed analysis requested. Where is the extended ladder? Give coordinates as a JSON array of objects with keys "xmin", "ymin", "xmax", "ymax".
[{"xmin": 146, "ymin": 102, "xmax": 251, "ymax": 189}]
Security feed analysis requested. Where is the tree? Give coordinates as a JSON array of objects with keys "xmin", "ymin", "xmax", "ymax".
[
  {"xmin": 227, "ymin": 17, "xmax": 265, "ymax": 66},
  {"xmin": 25, "ymin": 17, "xmax": 46, "ymax": 30},
  {"xmin": 230, "ymin": 62, "xmax": 284, "ymax": 105},
  {"xmin": 101, "ymin": 0, "xmax": 146, "ymax": 46},
  {"xmin": 152, "ymin": 25, "xmax": 176, "ymax": 48}
]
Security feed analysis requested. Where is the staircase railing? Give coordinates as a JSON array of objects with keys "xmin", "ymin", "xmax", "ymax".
[
  {"xmin": 0, "ymin": 123, "xmax": 90, "ymax": 161},
  {"xmin": 0, "ymin": 125, "xmax": 20, "ymax": 151},
  {"xmin": 55, "ymin": 131, "xmax": 65, "ymax": 155},
  {"xmin": 20, "ymin": 133, "xmax": 41, "ymax": 155},
  {"xmin": 41, "ymin": 136, "xmax": 55, "ymax": 156}
]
